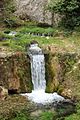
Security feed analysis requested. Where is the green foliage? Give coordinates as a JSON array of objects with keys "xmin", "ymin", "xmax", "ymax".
[
  {"xmin": 11, "ymin": 111, "xmax": 30, "ymax": 120},
  {"xmin": 1, "ymin": 0, "xmax": 22, "ymax": 27},
  {"xmin": 5, "ymin": 26, "xmax": 64, "ymax": 51},
  {"xmin": 48, "ymin": 0, "xmax": 80, "ymax": 29},
  {"xmin": 4, "ymin": 16, "xmax": 22, "ymax": 27},
  {"xmin": 0, "ymin": 32, "xmax": 14, "ymax": 40},
  {"xmin": 58, "ymin": 53, "xmax": 77, "ymax": 74},
  {"xmin": 19, "ymin": 26, "xmax": 55, "ymax": 35},
  {"xmin": 39, "ymin": 111, "xmax": 55, "ymax": 120},
  {"xmin": 1, "ymin": 25, "xmax": 80, "ymax": 52},
  {"xmin": 3, "ymin": 0, "xmax": 16, "ymax": 16}
]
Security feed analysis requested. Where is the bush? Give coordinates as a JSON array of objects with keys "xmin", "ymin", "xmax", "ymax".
[
  {"xmin": 4, "ymin": 16, "xmax": 23, "ymax": 28},
  {"xmin": 48, "ymin": 0, "xmax": 80, "ymax": 30},
  {"xmin": 1, "ymin": 0, "xmax": 22, "ymax": 28}
]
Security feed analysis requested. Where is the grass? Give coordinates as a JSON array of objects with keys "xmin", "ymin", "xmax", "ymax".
[
  {"xmin": 0, "ymin": 31, "xmax": 77, "ymax": 52},
  {"xmin": 0, "ymin": 23, "xmax": 80, "ymax": 52},
  {"xmin": 39, "ymin": 111, "xmax": 55, "ymax": 120},
  {"xmin": 18, "ymin": 26, "xmax": 55, "ymax": 36},
  {"xmin": 11, "ymin": 111, "xmax": 30, "ymax": 120},
  {"xmin": 0, "ymin": 23, "xmax": 80, "ymax": 53},
  {"xmin": 0, "ymin": 29, "xmax": 64, "ymax": 51}
]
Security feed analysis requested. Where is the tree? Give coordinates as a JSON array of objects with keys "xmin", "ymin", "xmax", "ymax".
[{"xmin": 48, "ymin": 0, "xmax": 80, "ymax": 29}]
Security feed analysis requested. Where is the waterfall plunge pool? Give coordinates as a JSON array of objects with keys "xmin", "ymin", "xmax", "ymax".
[
  {"xmin": 21, "ymin": 43, "xmax": 64, "ymax": 105},
  {"xmin": 21, "ymin": 90, "xmax": 64, "ymax": 105}
]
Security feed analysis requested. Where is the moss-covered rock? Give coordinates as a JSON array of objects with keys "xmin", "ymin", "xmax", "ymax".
[
  {"xmin": 0, "ymin": 51, "xmax": 33, "ymax": 93},
  {"xmin": 57, "ymin": 53, "xmax": 80, "ymax": 99},
  {"xmin": 44, "ymin": 46, "xmax": 80, "ymax": 100},
  {"xmin": 45, "ymin": 53, "xmax": 60, "ymax": 93},
  {"xmin": 62, "ymin": 62, "xmax": 80, "ymax": 100}
]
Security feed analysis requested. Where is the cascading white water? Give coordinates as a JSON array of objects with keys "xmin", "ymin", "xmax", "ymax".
[
  {"xmin": 31, "ymin": 54, "xmax": 46, "ymax": 90},
  {"xmin": 21, "ymin": 44, "xmax": 64, "ymax": 104}
]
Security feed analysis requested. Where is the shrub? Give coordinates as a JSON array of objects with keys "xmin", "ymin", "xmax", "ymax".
[{"xmin": 48, "ymin": 0, "xmax": 80, "ymax": 30}]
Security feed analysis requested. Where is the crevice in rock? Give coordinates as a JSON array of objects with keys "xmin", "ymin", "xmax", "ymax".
[{"xmin": 8, "ymin": 89, "xmax": 18, "ymax": 95}]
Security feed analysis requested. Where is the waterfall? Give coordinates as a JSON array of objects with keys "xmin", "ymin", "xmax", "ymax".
[
  {"xmin": 30, "ymin": 44, "xmax": 46, "ymax": 90},
  {"xmin": 21, "ymin": 44, "xmax": 64, "ymax": 104},
  {"xmin": 31, "ymin": 54, "xmax": 46, "ymax": 90}
]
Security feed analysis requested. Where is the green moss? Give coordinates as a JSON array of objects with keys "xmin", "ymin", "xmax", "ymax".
[
  {"xmin": 45, "ymin": 55, "xmax": 53, "ymax": 92},
  {"xmin": 17, "ymin": 54, "xmax": 33, "ymax": 93},
  {"xmin": 45, "ymin": 53, "xmax": 59, "ymax": 93},
  {"xmin": 57, "ymin": 85, "xmax": 64, "ymax": 94}
]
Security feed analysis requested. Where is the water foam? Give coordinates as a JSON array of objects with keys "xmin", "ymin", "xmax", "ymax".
[{"xmin": 22, "ymin": 90, "xmax": 64, "ymax": 104}]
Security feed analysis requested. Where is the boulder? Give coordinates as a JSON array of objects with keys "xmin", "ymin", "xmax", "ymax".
[{"xmin": 14, "ymin": 0, "xmax": 53, "ymax": 25}]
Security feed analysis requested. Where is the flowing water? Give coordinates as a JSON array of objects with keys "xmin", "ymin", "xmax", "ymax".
[
  {"xmin": 22, "ymin": 44, "xmax": 64, "ymax": 104},
  {"xmin": 31, "ymin": 54, "xmax": 46, "ymax": 90}
]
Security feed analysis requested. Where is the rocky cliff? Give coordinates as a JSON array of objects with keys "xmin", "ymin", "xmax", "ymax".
[
  {"xmin": 0, "ymin": 0, "xmax": 60, "ymax": 26},
  {"xmin": 14, "ymin": 0, "xmax": 53, "ymax": 25}
]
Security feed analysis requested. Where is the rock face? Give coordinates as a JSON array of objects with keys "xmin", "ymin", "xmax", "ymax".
[
  {"xmin": 0, "ymin": 51, "xmax": 32, "ymax": 94},
  {"xmin": 45, "ymin": 54, "xmax": 60, "ymax": 93},
  {"xmin": 44, "ymin": 45, "xmax": 80, "ymax": 100},
  {"xmin": 14, "ymin": 0, "xmax": 53, "ymax": 25},
  {"xmin": 0, "ymin": 46, "xmax": 80, "ymax": 100}
]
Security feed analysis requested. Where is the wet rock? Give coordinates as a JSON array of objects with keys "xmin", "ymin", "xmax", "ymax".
[
  {"xmin": 28, "ymin": 43, "xmax": 42, "ymax": 55},
  {"xmin": 55, "ymin": 100, "xmax": 76, "ymax": 117}
]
